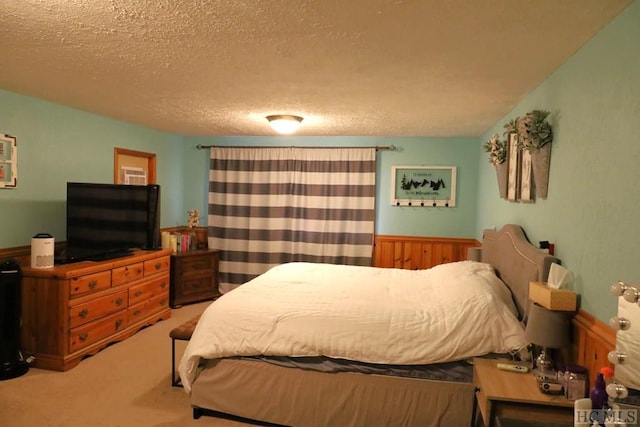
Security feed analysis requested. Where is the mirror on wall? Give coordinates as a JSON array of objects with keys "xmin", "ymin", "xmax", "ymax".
[
  {"xmin": 613, "ymin": 297, "xmax": 640, "ymax": 391},
  {"xmin": 609, "ymin": 281, "xmax": 640, "ymax": 427}
]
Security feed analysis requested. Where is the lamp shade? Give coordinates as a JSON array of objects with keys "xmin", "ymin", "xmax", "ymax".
[{"xmin": 525, "ymin": 302, "xmax": 570, "ymax": 348}]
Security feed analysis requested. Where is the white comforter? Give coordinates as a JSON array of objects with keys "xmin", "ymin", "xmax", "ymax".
[{"xmin": 179, "ymin": 261, "xmax": 528, "ymax": 392}]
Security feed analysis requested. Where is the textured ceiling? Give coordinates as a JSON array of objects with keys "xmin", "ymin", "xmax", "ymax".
[{"xmin": 0, "ymin": 0, "xmax": 632, "ymax": 137}]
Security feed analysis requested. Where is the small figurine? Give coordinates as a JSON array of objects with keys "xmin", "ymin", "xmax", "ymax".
[{"xmin": 187, "ymin": 209, "xmax": 200, "ymax": 228}]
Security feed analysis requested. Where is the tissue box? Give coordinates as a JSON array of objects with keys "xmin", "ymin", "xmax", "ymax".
[{"xmin": 529, "ymin": 282, "xmax": 577, "ymax": 311}]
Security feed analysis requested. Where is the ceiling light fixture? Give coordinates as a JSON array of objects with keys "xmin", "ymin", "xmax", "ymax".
[{"xmin": 266, "ymin": 115, "xmax": 303, "ymax": 135}]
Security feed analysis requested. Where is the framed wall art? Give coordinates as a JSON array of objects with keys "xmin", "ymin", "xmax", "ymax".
[
  {"xmin": 0, "ymin": 134, "xmax": 17, "ymax": 189},
  {"xmin": 391, "ymin": 166, "xmax": 456, "ymax": 207},
  {"xmin": 114, "ymin": 147, "xmax": 156, "ymax": 185}
]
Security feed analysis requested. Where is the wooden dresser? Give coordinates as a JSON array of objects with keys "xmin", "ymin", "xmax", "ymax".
[
  {"xmin": 20, "ymin": 249, "xmax": 172, "ymax": 371},
  {"xmin": 170, "ymin": 249, "xmax": 220, "ymax": 308}
]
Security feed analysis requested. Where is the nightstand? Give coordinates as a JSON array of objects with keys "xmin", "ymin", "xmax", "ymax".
[
  {"xmin": 169, "ymin": 249, "xmax": 220, "ymax": 308},
  {"xmin": 472, "ymin": 358, "xmax": 574, "ymax": 427}
]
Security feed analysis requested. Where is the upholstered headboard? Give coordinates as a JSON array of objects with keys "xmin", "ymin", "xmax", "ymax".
[{"xmin": 469, "ymin": 224, "xmax": 560, "ymax": 319}]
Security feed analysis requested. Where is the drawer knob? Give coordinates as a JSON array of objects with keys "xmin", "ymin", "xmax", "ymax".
[
  {"xmin": 115, "ymin": 318, "xmax": 123, "ymax": 329},
  {"xmin": 155, "ymin": 262, "xmax": 162, "ymax": 270},
  {"xmin": 79, "ymin": 333, "xmax": 88, "ymax": 342},
  {"xmin": 115, "ymin": 297, "xmax": 124, "ymax": 306},
  {"xmin": 134, "ymin": 290, "xmax": 143, "ymax": 297},
  {"xmin": 133, "ymin": 309, "xmax": 141, "ymax": 316},
  {"xmin": 160, "ymin": 281, "xmax": 167, "ymax": 288},
  {"xmin": 159, "ymin": 299, "xmax": 167, "ymax": 306},
  {"xmin": 88, "ymin": 280, "xmax": 98, "ymax": 290},
  {"xmin": 79, "ymin": 309, "xmax": 89, "ymax": 319}
]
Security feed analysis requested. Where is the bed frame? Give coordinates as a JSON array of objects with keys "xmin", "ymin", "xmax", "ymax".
[
  {"xmin": 189, "ymin": 224, "xmax": 559, "ymax": 427},
  {"xmin": 478, "ymin": 224, "xmax": 559, "ymax": 318}
]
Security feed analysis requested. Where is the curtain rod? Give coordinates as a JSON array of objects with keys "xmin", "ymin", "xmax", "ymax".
[{"xmin": 196, "ymin": 144, "xmax": 396, "ymax": 151}]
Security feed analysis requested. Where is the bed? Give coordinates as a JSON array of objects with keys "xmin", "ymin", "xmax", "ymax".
[{"xmin": 178, "ymin": 224, "xmax": 559, "ymax": 427}]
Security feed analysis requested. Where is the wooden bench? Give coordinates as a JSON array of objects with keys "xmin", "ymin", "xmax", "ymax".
[{"xmin": 170, "ymin": 314, "xmax": 201, "ymax": 387}]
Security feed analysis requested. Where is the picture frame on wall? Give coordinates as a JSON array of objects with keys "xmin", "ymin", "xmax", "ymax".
[
  {"xmin": 0, "ymin": 134, "xmax": 17, "ymax": 189},
  {"xmin": 114, "ymin": 147, "xmax": 157, "ymax": 185},
  {"xmin": 506, "ymin": 133, "xmax": 520, "ymax": 202},
  {"xmin": 390, "ymin": 165, "xmax": 456, "ymax": 207}
]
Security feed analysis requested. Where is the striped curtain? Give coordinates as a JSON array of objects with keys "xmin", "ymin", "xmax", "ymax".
[{"xmin": 208, "ymin": 147, "xmax": 376, "ymax": 293}]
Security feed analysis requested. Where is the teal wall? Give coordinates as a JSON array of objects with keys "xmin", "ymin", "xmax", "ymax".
[
  {"xmin": 0, "ymin": 92, "xmax": 476, "ymax": 249},
  {"xmin": 184, "ymin": 136, "xmax": 480, "ymax": 237},
  {"xmin": 476, "ymin": 0, "xmax": 640, "ymax": 321},
  {"xmin": 0, "ymin": 90, "xmax": 185, "ymax": 248}
]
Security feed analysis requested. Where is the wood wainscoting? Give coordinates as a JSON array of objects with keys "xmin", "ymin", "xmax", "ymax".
[
  {"xmin": 373, "ymin": 235, "xmax": 480, "ymax": 270},
  {"xmin": 571, "ymin": 309, "xmax": 616, "ymax": 386}
]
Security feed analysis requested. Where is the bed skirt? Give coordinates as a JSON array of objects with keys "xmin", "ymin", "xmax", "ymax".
[{"xmin": 191, "ymin": 357, "xmax": 475, "ymax": 427}]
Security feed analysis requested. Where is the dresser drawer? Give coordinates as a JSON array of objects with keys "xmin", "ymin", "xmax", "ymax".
[
  {"xmin": 69, "ymin": 311, "xmax": 128, "ymax": 353},
  {"xmin": 179, "ymin": 254, "xmax": 216, "ymax": 273},
  {"xmin": 112, "ymin": 262, "xmax": 144, "ymax": 286},
  {"xmin": 128, "ymin": 293, "xmax": 169, "ymax": 323},
  {"xmin": 180, "ymin": 277, "xmax": 216, "ymax": 297},
  {"xmin": 69, "ymin": 271, "xmax": 112, "ymax": 297},
  {"xmin": 144, "ymin": 256, "xmax": 170, "ymax": 276},
  {"xmin": 128, "ymin": 274, "xmax": 169, "ymax": 306},
  {"xmin": 69, "ymin": 290, "xmax": 128, "ymax": 328}
]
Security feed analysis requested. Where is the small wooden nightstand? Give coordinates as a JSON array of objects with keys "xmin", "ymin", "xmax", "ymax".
[
  {"xmin": 472, "ymin": 358, "xmax": 574, "ymax": 427},
  {"xmin": 169, "ymin": 249, "xmax": 220, "ymax": 308}
]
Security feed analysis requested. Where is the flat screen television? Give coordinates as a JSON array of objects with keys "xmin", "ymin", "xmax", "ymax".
[{"xmin": 62, "ymin": 182, "xmax": 161, "ymax": 263}]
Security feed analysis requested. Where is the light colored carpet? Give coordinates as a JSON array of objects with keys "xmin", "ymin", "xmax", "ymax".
[{"xmin": 0, "ymin": 301, "xmax": 251, "ymax": 427}]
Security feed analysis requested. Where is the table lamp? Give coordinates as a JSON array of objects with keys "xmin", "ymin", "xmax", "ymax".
[{"xmin": 525, "ymin": 302, "xmax": 570, "ymax": 381}]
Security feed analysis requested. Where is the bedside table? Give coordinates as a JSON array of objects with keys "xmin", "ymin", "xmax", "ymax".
[
  {"xmin": 472, "ymin": 358, "xmax": 574, "ymax": 427},
  {"xmin": 170, "ymin": 249, "xmax": 220, "ymax": 308}
]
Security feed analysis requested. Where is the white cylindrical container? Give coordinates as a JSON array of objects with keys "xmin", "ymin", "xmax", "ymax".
[
  {"xmin": 161, "ymin": 231, "xmax": 171, "ymax": 250},
  {"xmin": 31, "ymin": 233, "xmax": 55, "ymax": 269}
]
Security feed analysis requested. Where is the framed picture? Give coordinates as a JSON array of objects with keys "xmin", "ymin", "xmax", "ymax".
[
  {"xmin": 391, "ymin": 166, "xmax": 456, "ymax": 207},
  {"xmin": 0, "ymin": 134, "xmax": 17, "ymax": 188},
  {"xmin": 506, "ymin": 133, "xmax": 520, "ymax": 202},
  {"xmin": 114, "ymin": 147, "xmax": 156, "ymax": 185},
  {"xmin": 520, "ymin": 148, "xmax": 534, "ymax": 202}
]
